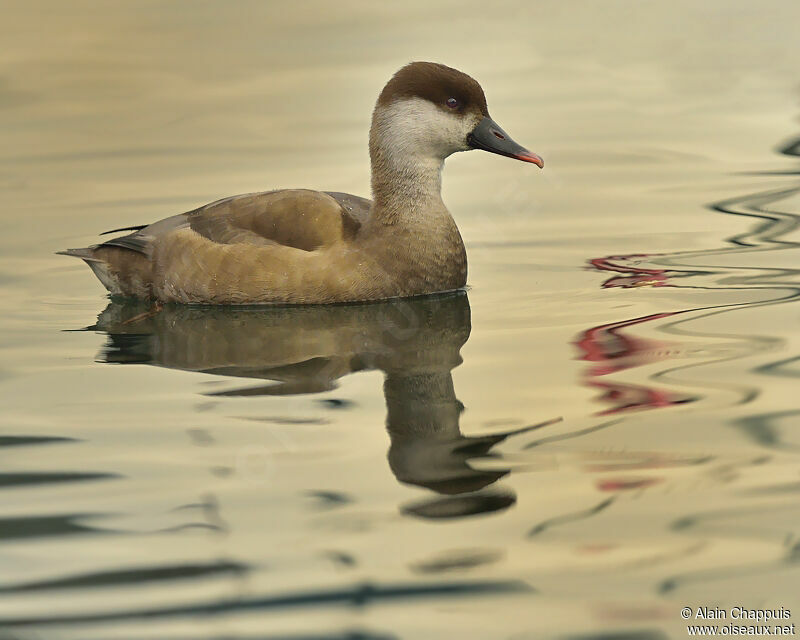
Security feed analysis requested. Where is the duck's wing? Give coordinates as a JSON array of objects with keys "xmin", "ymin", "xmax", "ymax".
[
  {"xmin": 324, "ymin": 191, "xmax": 372, "ymax": 226},
  {"xmin": 97, "ymin": 189, "xmax": 372, "ymax": 257},
  {"xmin": 59, "ymin": 189, "xmax": 376, "ymax": 301}
]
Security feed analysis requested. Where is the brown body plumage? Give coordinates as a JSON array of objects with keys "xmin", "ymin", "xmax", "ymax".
[{"xmin": 60, "ymin": 62, "xmax": 541, "ymax": 304}]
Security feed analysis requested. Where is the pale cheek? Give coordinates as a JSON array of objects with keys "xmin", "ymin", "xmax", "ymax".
[
  {"xmin": 379, "ymin": 98, "xmax": 475, "ymax": 159},
  {"xmin": 448, "ymin": 122, "xmax": 473, "ymax": 152},
  {"xmin": 428, "ymin": 114, "xmax": 473, "ymax": 154}
]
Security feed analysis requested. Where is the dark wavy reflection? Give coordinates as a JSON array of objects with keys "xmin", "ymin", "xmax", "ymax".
[
  {"xmin": 0, "ymin": 560, "xmax": 249, "ymax": 593},
  {"xmin": 0, "ymin": 514, "xmax": 111, "ymax": 541},
  {"xmin": 16, "ymin": 290, "xmax": 559, "ymax": 634},
  {"xmin": 87, "ymin": 292, "xmax": 554, "ymax": 515},
  {"xmin": 0, "ymin": 578, "xmax": 529, "ymax": 627},
  {"xmin": 42, "ymin": 134, "xmax": 800, "ymax": 639},
  {"xmin": 0, "ymin": 471, "xmax": 119, "ymax": 488},
  {"xmin": 581, "ymin": 133, "xmax": 800, "ymax": 418},
  {"xmin": 0, "ymin": 435, "xmax": 75, "ymax": 447},
  {"xmin": 579, "ymin": 131, "xmax": 800, "ymax": 598}
]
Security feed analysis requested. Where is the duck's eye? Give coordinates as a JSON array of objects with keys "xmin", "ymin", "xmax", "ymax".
[{"xmin": 446, "ymin": 97, "xmax": 460, "ymax": 109}]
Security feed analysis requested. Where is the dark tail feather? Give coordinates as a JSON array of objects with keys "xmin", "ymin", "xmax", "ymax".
[
  {"xmin": 56, "ymin": 248, "xmax": 102, "ymax": 263},
  {"xmin": 100, "ymin": 224, "xmax": 148, "ymax": 236}
]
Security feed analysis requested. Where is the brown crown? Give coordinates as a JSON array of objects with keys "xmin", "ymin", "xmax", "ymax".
[{"xmin": 376, "ymin": 62, "xmax": 489, "ymax": 116}]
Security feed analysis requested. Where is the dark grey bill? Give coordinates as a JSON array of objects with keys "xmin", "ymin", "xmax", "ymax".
[{"xmin": 466, "ymin": 116, "xmax": 543, "ymax": 168}]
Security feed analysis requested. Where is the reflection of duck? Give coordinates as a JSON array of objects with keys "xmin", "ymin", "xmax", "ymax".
[
  {"xmin": 60, "ymin": 62, "xmax": 542, "ymax": 304},
  {"xmin": 91, "ymin": 293, "xmax": 535, "ymax": 517}
]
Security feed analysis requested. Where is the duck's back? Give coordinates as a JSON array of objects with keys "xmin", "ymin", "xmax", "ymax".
[
  {"xmin": 185, "ymin": 189, "xmax": 369, "ymax": 251},
  {"xmin": 61, "ymin": 189, "xmax": 377, "ymax": 303}
]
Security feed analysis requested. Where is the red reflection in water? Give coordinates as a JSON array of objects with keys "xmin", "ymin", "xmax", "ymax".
[
  {"xmin": 590, "ymin": 254, "xmax": 672, "ymax": 288},
  {"xmin": 576, "ymin": 543, "xmax": 617, "ymax": 554},
  {"xmin": 596, "ymin": 477, "xmax": 662, "ymax": 492},
  {"xmin": 577, "ymin": 254, "xmax": 695, "ymax": 415},
  {"xmin": 577, "ymin": 312, "xmax": 694, "ymax": 415},
  {"xmin": 577, "ymin": 312, "xmax": 677, "ymax": 376}
]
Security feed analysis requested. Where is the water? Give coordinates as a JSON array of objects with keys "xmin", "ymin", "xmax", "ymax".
[{"xmin": 2, "ymin": 1, "xmax": 800, "ymax": 638}]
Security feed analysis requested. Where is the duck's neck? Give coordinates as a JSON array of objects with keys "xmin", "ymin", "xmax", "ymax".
[
  {"xmin": 370, "ymin": 154, "xmax": 445, "ymax": 225},
  {"xmin": 368, "ymin": 110, "xmax": 448, "ymax": 226}
]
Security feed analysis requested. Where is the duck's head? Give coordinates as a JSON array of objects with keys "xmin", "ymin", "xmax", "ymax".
[{"xmin": 370, "ymin": 61, "xmax": 543, "ymax": 171}]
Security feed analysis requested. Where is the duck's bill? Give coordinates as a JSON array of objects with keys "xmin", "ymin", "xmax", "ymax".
[{"xmin": 467, "ymin": 116, "xmax": 544, "ymax": 168}]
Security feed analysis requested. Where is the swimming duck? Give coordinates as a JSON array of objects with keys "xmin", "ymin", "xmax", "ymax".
[{"xmin": 60, "ymin": 62, "xmax": 543, "ymax": 304}]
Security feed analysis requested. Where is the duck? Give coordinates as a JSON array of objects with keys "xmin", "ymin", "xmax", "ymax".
[{"xmin": 59, "ymin": 62, "xmax": 543, "ymax": 304}]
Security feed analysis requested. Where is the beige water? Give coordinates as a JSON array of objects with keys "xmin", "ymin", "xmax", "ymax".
[{"xmin": 1, "ymin": 1, "xmax": 800, "ymax": 638}]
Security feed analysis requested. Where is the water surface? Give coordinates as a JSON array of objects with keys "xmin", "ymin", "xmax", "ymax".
[{"xmin": 2, "ymin": 2, "xmax": 800, "ymax": 638}]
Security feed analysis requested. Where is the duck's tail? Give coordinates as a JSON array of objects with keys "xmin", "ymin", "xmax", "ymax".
[
  {"xmin": 57, "ymin": 246, "xmax": 119, "ymax": 292},
  {"xmin": 56, "ymin": 247, "xmax": 102, "ymax": 262},
  {"xmin": 57, "ymin": 245, "xmax": 153, "ymax": 297}
]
